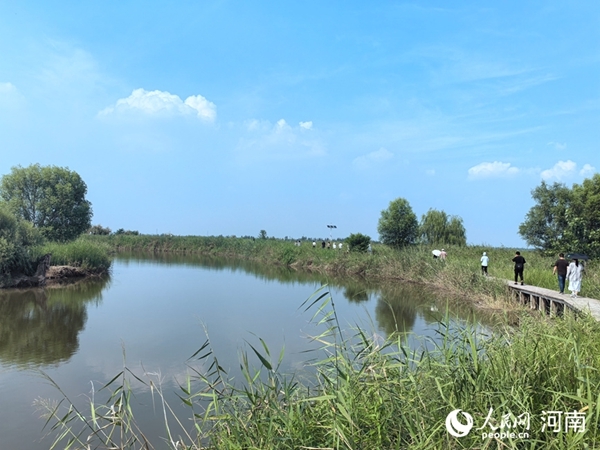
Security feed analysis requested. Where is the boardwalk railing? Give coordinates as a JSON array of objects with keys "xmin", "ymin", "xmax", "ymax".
[{"xmin": 506, "ymin": 281, "xmax": 600, "ymax": 321}]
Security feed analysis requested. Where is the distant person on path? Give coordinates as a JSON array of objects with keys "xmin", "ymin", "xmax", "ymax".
[
  {"xmin": 480, "ymin": 252, "xmax": 489, "ymax": 276},
  {"xmin": 333, "ymin": 242, "xmax": 337, "ymax": 250},
  {"xmin": 566, "ymin": 258, "xmax": 584, "ymax": 298},
  {"xmin": 312, "ymin": 241, "xmax": 316, "ymax": 248},
  {"xmin": 339, "ymin": 242, "xmax": 343, "ymax": 250},
  {"xmin": 321, "ymin": 241, "xmax": 326, "ymax": 249},
  {"xmin": 552, "ymin": 253, "xmax": 569, "ymax": 294},
  {"xmin": 440, "ymin": 249, "xmax": 447, "ymax": 260},
  {"xmin": 367, "ymin": 243, "xmax": 372, "ymax": 254},
  {"xmin": 512, "ymin": 251, "xmax": 526, "ymax": 285}
]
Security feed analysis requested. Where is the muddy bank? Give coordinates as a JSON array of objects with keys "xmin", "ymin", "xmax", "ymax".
[{"xmin": 1, "ymin": 254, "xmax": 106, "ymax": 289}]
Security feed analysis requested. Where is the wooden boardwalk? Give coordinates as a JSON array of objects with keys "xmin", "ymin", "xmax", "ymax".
[{"xmin": 506, "ymin": 281, "xmax": 600, "ymax": 321}]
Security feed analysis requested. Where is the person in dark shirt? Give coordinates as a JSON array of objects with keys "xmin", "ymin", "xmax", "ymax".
[
  {"xmin": 512, "ymin": 251, "xmax": 526, "ymax": 285},
  {"xmin": 553, "ymin": 253, "xmax": 569, "ymax": 294}
]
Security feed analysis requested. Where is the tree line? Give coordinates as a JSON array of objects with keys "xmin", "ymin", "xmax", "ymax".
[{"xmin": 519, "ymin": 174, "xmax": 600, "ymax": 257}]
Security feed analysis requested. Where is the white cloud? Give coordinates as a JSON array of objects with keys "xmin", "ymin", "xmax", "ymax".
[
  {"xmin": 547, "ymin": 141, "xmax": 567, "ymax": 151},
  {"xmin": 99, "ymin": 88, "xmax": 216, "ymax": 122},
  {"xmin": 468, "ymin": 161, "xmax": 519, "ymax": 179},
  {"xmin": 540, "ymin": 160, "xmax": 577, "ymax": 181},
  {"xmin": 237, "ymin": 118, "xmax": 325, "ymax": 161},
  {"xmin": 353, "ymin": 147, "xmax": 394, "ymax": 169},
  {"xmin": 0, "ymin": 82, "xmax": 17, "ymax": 94},
  {"xmin": 580, "ymin": 164, "xmax": 596, "ymax": 178},
  {"xmin": 299, "ymin": 121, "xmax": 313, "ymax": 130}
]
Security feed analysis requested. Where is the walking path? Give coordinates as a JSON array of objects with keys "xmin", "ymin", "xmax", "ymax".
[{"xmin": 506, "ymin": 281, "xmax": 600, "ymax": 321}]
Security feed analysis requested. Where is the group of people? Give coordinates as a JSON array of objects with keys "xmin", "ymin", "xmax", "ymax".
[
  {"xmin": 552, "ymin": 253, "xmax": 584, "ymax": 297},
  {"xmin": 479, "ymin": 251, "xmax": 585, "ymax": 297},
  {"xmin": 313, "ymin": 240, "xmax": 343, "ymax": 250}
]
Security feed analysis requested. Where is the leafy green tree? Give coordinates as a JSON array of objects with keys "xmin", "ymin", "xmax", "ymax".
[
  {"xmin": 259, "ymin": 230, "xmax": 268, "ymax": 239},
  {"xmin": 345, "ymin": 233, "xmax": 371, "ymax": 253},
  {"xmin": 88, "ymin": 224, "xmax": 111, "ymax": 235},
  {"xmin": 564, "ymin": 174, "xmax": 600, "ymax": 256},
  {"xmin": 377, "ymin": 198, "xmax": 419, "ymax": 248},
  {"xmin": 0, "ymin": 204, "xmax": 43, "ymax": 276},
  {"xmin": 518, "ymin": 181, "xmax": 571, "ymax": 252},
  {"xmin": 0, "ymin": 164, "xmax": 92, "ymax": 242},
  {"xmin": 420, "ymin": 209, "xmax": 467, "ymax": 246}
]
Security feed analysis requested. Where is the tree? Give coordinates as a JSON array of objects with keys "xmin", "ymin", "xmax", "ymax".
[
  {"xmin": 420, "ymin": 209, "xmax": 467, "ymax": 246},
  {"xmin": 0, "ymin": 204, "xmax": 43, "ymax": 276},
  {"xmin": 259, "ymin": 230, "xmax": 268, "ymax": 239},
  {"xmin": 0, "ymin": 164, "xmax": 92, "ymax": 242},
  {"xmin": 518, "ymin": 181, "xmax": 572, "ymax": 252},
  {"xmin": 377, "ymin": 198, "xmax": 419, "ymax": 248},
  {"xmin": 345, "ymin": 233, "xmax": 371, "ymax": 253},
  {"xmin": 88, "ymin": 224, "xmax": 111, "ymax": 235},
  {"xmin": 519, "ymin": 174, "xmax": 600, "ymax": 257}
]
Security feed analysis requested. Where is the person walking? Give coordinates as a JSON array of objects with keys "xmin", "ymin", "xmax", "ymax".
[
  {"xmin": 480, "ymin": 252, "xmax": 489, "ymax": 276},
  {"xmin": 566, "ymin": 258, "xmax": 584, "ymax": 298},
  {"xmin": 512, "ymin": 251, "xmax": 526, "ymax": 285},
  {"xmin": 552, "ymin": 253, "xmax": 569, "ymax": 294},
  {"xmin": 440, "ymin": 249, "xmax": 447, "ymax": 260}
]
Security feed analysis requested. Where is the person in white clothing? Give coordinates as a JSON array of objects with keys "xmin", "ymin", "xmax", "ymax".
[
  {"xmin": 566, "ymin": 258, "xmax": 584, "ymax": 298},
  {"xmin": 480, "ymin": 252, "xmax": 489, "ymax": 276}
]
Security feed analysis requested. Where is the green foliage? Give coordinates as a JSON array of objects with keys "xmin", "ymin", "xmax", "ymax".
[
  {"xmin": 259, "ymin": 229, "xmax": 268, "ymax": 239},
  {"xmin": 377, "ymin": 197, "xmax": 419, "ymax": 248},
  {"xmin": 519, "ymin": 174, "xmax": 600, "ymax": 257},
  {"xmin": 32, "ymin": 239, "xmax": 112, "ymax": 272},
  {"xmin": 0, "ymin": 164, "xmax": 92, "ymax": 242},
  {"xmin": 345, "ymin": 232, "xmax": 371, "ymax": 253},
  {"xmin": 88, "ymin": 224, "xmax": 111, "ymax": 235},
  {"xmin": 0, "ymin": 204, "xmax": 43, "ymax": 276},
  {"xmin": 420, "ymin": 208, "xmax": 467, "ymax": 246},
  {"xmin": 39, "ymin": 291, "xmax": 600, "ymax": 449},
  {"xmin": 519, "ymin": 181, "xmax": 571, "ymax": 253},
  {"xmin": 113, "ymin": 228, "xmax": 139, "ymax": 235}
]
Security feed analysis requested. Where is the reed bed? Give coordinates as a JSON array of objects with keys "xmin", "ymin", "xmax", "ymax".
[
  {"xmin": 83, "ymin": 235, "xmax": 600, "ymax": 301},
  {"xmin": 33, "ymin": 238, "xmax": 112, "ymax": 273},
  {"xmin": 38, "ymin": 288, "xmax": 600, "ymax": 449}
]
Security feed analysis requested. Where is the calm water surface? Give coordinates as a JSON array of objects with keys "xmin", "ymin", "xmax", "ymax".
[{"xmin": 0, "ymin": 253, "xmax": 484, "ymax": 449}]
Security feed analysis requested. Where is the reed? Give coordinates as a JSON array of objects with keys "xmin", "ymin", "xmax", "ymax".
[
  {"xmin": 32, "ymin": 238, "xmax": 112, "ymax": 273},
  {"xmin": 38, "ymin": 288, "xmax": 600, "ymax": 449},
  {"xmin": 83, "ymin": 235, "xmax": 600, "ymax": 302}
]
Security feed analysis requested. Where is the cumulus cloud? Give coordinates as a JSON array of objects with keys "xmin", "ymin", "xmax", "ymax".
[
  {"xmin": 99, "ymin": 88, "xmax": 216, "ymax": 122},
  {"xmin": 353, "ymin": 148, "xmax": 394, "ymax": 169},
  {"xmin": 580, "ymin": 164, "xmax": 596, "ymax": 177},
  {"xmin": 299, "ymin": 121, "xmax": 313, "ymax": 130},
  {"xmin": 468, "ymin": 161, "xmax": 519, "ymax": 179},
  {"xmin": 540, "ymin": 160, "xmax": 577, "ymax": 181},
  {"xmin": 237, "ymin": 118, "xmax": 325, "ymax": 161}
]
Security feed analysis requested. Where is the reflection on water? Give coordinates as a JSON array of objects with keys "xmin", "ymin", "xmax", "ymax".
[
  {"xmin": 0, "ymin": 253, "xmax": 489, "ymax": 450},
  {"xmin": 0, "ymin": 276, "xmax": 110, "ymax": 368}
]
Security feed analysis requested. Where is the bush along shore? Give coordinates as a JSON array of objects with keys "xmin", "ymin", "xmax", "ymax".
[
  {"xmin": 83, "ymin": 234, "xmax": 599, "ymax": 303},
  {"xmin": 0, "ymin": 238, "xmax": 112, "ymax": 288},
  {"xmin": 39, "ymin": 289, "xmax": 600, "ymax": 449}
]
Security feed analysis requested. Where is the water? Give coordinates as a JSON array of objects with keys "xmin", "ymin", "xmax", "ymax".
[{"xmin": 0, "ymin": 253, "xmax": 483, "ymax": 449}]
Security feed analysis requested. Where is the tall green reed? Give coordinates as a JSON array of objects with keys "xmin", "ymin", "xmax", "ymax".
[{"xmin": 37, "ymin": 287, "xmax": 600, "ymax": 449}]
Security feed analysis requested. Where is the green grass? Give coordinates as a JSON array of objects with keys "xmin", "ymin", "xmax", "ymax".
[
  {"xmin": 38, "ymin": 288, "xmax": 600, "ymax": 449},
  {"xmin": 82, "ymin": 234, "xmax": 600, "ymax": 301},
  {"xmin": 33, "ymin": 238, "xmax": 112, "ymax": 273}
]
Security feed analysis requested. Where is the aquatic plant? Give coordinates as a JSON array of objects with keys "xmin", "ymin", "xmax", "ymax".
[{"xmin": 37, "ymin": 288, "xmax": 600, "ymax": 449}]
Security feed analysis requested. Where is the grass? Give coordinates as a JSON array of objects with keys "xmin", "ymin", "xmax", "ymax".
[
  {"xmin": 32, "ymin": 238, "xmax": 112, "ymax": 273},
  {"xmin": 37, "ymin": 288, "xmax": 600, "ymax": 449},
  {"xmin": 82, "ymin": 234, "xmax": 600, "ymax": 301}
]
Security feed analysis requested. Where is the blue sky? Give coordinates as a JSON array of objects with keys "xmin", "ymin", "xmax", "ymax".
[{"xmin": 1, "ymin": 1, "xmax": 598, "ymax": 247}]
